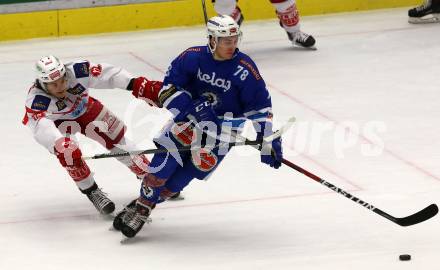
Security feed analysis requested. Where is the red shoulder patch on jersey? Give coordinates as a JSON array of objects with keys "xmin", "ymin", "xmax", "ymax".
[
  {"xmin": 90, "ymin": 64, "xmax": 102, "ymax": 77},
  {"xmin": 239, "ymin": 59, "xmax": 261, "ymax": 80}
]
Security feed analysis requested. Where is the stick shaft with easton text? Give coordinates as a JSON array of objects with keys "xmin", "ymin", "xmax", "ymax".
[{"xmin": 229, "ymin": 130, "xmax": 438, "ymax": 227}]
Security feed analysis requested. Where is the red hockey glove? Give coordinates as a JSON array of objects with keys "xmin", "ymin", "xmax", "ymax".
[
  {"xmin": 54, "ymin": 137, "xmax": 83, "ymax": 167},
  {"xmin": 131, "ymin": 77, "xmax": 163, "ymax": 107}
]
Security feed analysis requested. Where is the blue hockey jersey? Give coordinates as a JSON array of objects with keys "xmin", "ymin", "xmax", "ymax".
[{"xmin": 161, "ymin": 46, "xmax": 272, "ymax": 126}]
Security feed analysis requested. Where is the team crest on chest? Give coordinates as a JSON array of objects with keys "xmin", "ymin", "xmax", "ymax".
[
  {"xmin": 55, "ymin": 100, "xmax": 67, "ymax": 111},
  {"xmin": 67, "ymin": 83, "xmax": 86, "ymax": 95}
]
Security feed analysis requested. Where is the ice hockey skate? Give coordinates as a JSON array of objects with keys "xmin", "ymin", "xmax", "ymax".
[
  {"xmin": 408, "ymin": 0, "xmax": 440, "ymax": 23},
  {"xmin": 118, "ymin": 200, "xmax": 152, "ymax": 238},
  {"xmin": 112, "ymin": 199, "xmax": 137, "ymax": 231},
  {"xmin": 287, "ymin": 30, "xmax": 317, "ymax": 50},
  {"xmin": 84, "ymin": 185, "xmax": 115, "ymax": 215}
]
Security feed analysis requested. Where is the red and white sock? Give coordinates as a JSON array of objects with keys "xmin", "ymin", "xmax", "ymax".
[{"xmin": 270, "ymin": 0, "xmax": 301, "ymax": 34}]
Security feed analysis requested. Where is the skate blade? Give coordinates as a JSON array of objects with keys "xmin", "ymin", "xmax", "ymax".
[
  {"xmin": 120, "ymin": 237, "xmax": 135, "ymax": 244},
  {"xmin": 109, "ymin": 226, "xmax": 119, "ymax": 232},
  {"xmin": 168, "ymin": 195, "xmax": 185, "ymax": 201},
  {"xmin": 292, "ymin": 44, "xmax": 317, "ymax": 51},
  {"xmin": 99, "ymin": 213, "xmax": 115, "ymax": 220},
  {"xmin": 409, "ymin": 14, "xmax": 440, "ymax": 24},
  {"xmin": 120, "ymin": 235, "xmax": 146, "ymax": 244}
]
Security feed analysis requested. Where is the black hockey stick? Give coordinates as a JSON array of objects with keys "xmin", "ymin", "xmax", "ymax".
[
  {"xmin": 84, "ymin": 116, "xmax": 296, "ymax": 160},
  {"xmin": 84, "ymin": 139, "xmax": 259, "ymax": 160},
  {"xmin": 281, "ymin": 158, "xmax": 438, "ymax": 226},
  {"xmin": 228, "ymin": 127, "xmax": 438, "ymax": 227},
  {"xmin": 201, "ymin": 0, "xmax": 209, "ymax": 24}
]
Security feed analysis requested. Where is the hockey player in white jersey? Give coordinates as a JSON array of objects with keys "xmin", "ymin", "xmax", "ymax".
[
  {"xmin": 212, "ymin": 0, "xmax": 316, "ymax": 48},
  {"xmin": 22, "ymin": 55, "xmax": 163, "ymax": 215},
  {"xmin": 408, "ymin": 0, "xmax": 440, "ymax": 23}
]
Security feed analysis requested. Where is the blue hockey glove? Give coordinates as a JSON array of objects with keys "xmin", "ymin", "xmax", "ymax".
[
  {"xmin": 260, "ymin": 136, "xmax": 283, "ymax": 169},
  {"xmin": 188, "ymin": 98, "xmax": 218, "ymax": 123},
  {"xmin": 175, "ymin": 98, "xmax": 218, "ymax": 125},
  {"xmin": 171, "ymin": 98, "xmax": 220, "ymax": 147}
]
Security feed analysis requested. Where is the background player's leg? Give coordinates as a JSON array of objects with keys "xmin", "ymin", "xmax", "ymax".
[
  {"xmin": 408, "ymin": 0, "xmax": 440, "ymax": 23},
  {"xmin": 270, "ymin": 0, "xmax": 316, "ymax": 48},
  {"xmin": 213, "ymin": 0, "xmax": 244, "ymax": 25}
]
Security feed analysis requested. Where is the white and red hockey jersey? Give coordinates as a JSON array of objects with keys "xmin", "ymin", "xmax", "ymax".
[{"xmin": 23, "ymin": 60, "xmax": 133, "ymax": 153}]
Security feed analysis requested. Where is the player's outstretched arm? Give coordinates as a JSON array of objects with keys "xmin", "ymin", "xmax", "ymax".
[{"xmin": 127, "ymin": 77, "xmax": 163, "ymax": 107}]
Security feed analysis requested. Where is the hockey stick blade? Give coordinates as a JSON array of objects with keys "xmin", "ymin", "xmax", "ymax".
[
  {"xmin": 221, "ymin": 119, "xmax": 437, "ymax": 227},
  {"xmin": 281, "ymin": 158, "xmax": 438, "ymax": 227},
  {"xmin": 389, "ymin": 203, "xmax": 438, "ymax": 227}
]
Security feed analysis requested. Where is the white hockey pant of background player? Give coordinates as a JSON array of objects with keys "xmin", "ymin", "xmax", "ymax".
[{"xmin": 214, "ymin": 0, "xmax": 302, "ymax": 34}]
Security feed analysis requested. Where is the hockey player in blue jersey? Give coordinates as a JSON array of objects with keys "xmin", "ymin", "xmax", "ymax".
[{"xmin": 113, "ymin": 15, "xmax": 283, "ymax": 238}]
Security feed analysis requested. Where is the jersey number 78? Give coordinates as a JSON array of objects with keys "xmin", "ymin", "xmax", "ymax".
[{"xmin": 234, "ymin": 65, "xmax": 249, "ymax": 81}]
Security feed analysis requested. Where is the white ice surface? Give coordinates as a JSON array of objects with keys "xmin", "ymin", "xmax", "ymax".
[{"xmin": 1, "ymin": 8, "xmax": 440, "ymax": 270}]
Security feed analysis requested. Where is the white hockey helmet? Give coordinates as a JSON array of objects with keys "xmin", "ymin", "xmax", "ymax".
[
  {"xmin": 207, "ymin": 15, "xmax": 242, "ymax": 52},
  {"xmin": 35, "ymin": 55, "xmax": 66, "ymax": 84}
]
